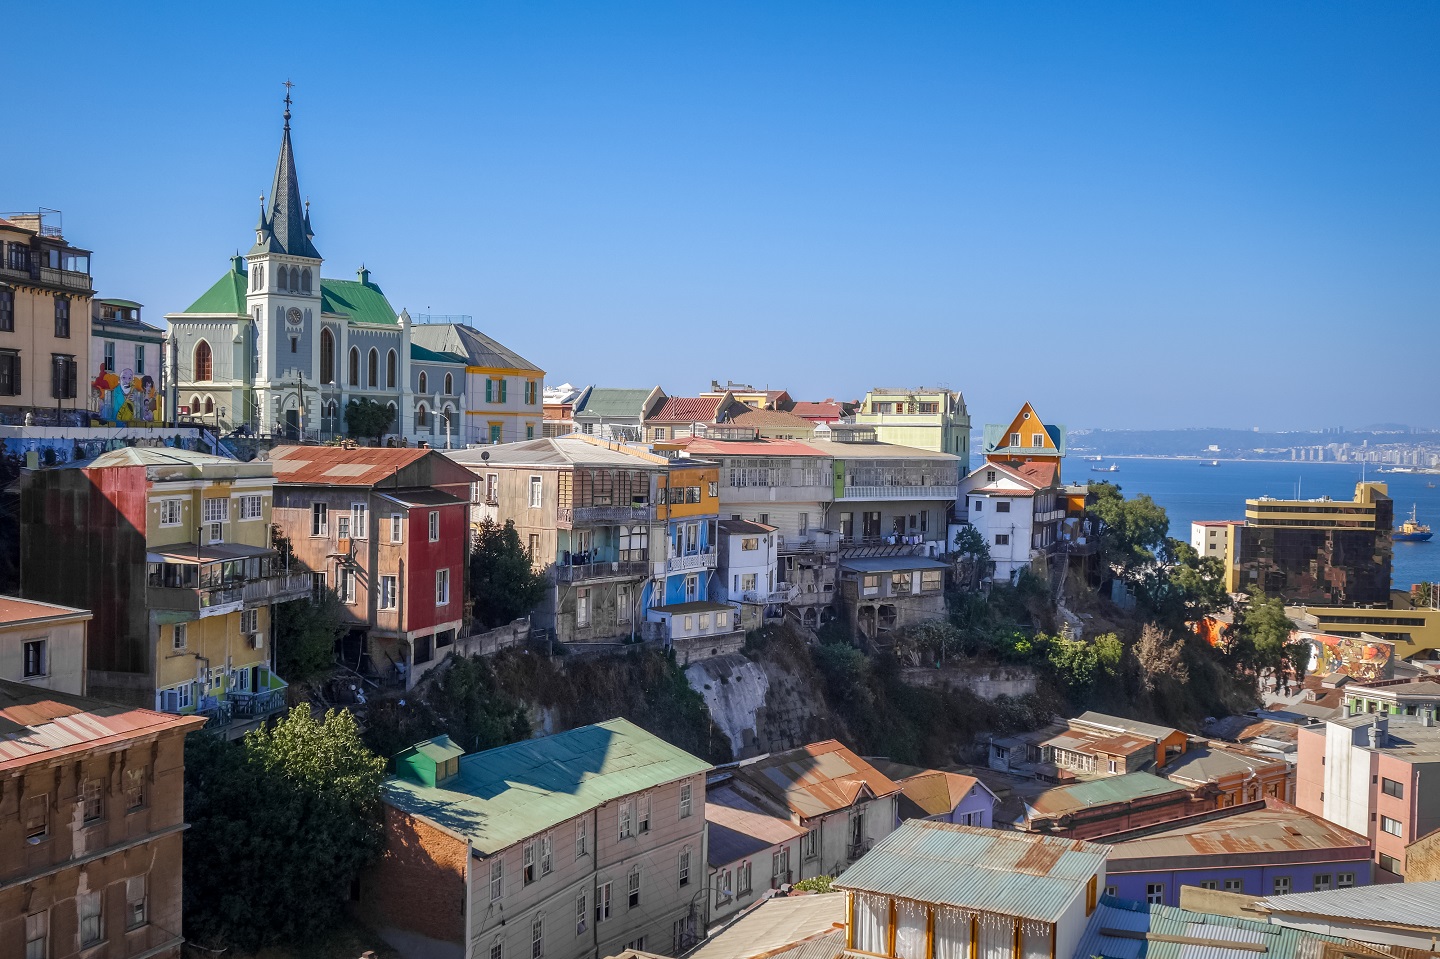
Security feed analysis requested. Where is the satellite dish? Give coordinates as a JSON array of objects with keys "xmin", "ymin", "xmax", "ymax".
[{"xmin": 481, "ymin": 450, "xmax": 490, "ymax": 461}]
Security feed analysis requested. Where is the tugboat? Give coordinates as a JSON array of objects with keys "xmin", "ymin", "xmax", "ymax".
[
  {"xmin": 1200, "ymin": 460, "xmax": 1221, "ymax": 467},
  {"xmin": 1394, "ymin": 505, "xmax": 1433, "ymax": 543},
  {"xmin": 1091, "ymin": 462, "xmax": 1119, "ymax": 472}
]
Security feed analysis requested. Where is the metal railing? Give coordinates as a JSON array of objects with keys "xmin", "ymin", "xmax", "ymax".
[
  {"xmin": 667, "ymin": 551, "xmax": 716, "ymax": 573},
  {"xmin": 148, "ymin": 585, "xmax": 244, "ymax": 617},
  {"xmin": 837, "ymin": 484, "xmax": 959, "ymax": 500},
  {"xmin": 241, "ymin": 572, "xmax": 313, "ymax": 604},
  {"xmin": 847, "ymin": 840, "xmax": 872, "ymax": 861},
  {"xmin": 557, "ymin": 504, "xmax": 655, "ymax": 525},
  {"xmin": 742, "ymin": 585, "xmax": 798, "ymax": 604},
  {"xmin": 230, "ymin": 687, "xmax": 287, "ymax": 719},
  {"xmin": 554, "ymin": 560, "xmax": 649, "ymax": 582}
]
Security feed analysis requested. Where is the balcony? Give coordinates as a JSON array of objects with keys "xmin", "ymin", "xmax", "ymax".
[
  {"xmin": 241, "ymin": 572, "xmax": 313, "ymax": 605},
  {"xmin": 667, "ymin": 550, "xmax": 717, "ymax": 573},
  {"xmin": 837, "ymin": 484, "xmax": 959, "ymax": 501},
  {"xmin": 554, "ymin": 559, "xmax": 649, "ymax": 583},
  {"xmin": 847, "ymin": 839, "xmax": 873, "ymax": 861},
  {"xmin": 742, "ymin": 584, "xmax": 798, "ymax": 604},
  {"xmin": 148, "ymin": 585, "xmax": 244, "ymax": 618},
  {"xmin": 557, "ymin": 504, "xmax": 655, "ymax": 527}
]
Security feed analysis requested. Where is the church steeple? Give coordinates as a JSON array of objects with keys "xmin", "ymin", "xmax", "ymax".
[{"xmin": 250, "ymin": 83, "xmax": 321, "ymax": 259}]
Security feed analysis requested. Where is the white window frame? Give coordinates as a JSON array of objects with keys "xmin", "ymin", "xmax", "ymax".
[
  {"xmin": 173, "ymin": 623, "xmax": 187, "ymax": 651},
  {"xmin": 436, "ymin": 568, "xmax": 451, "ymax": 606},
  {"xmin": 576, "ymin": 891, "xmax": 587, "ymax": 935},
  {"xmin": 240, "ymin": 608, "xmax": 258, "ymax": 633},
  {"xmin": 238, "ymin": 494, "xmax": 264, "ymax": 521},
  {"xmin": 340, "ymin": 567, "xmax": 357, "ymax": 605},
  {"xmin": 619, "ymin": 799, "xmax": 633, "ymax": 839},
  {"xmin": 202, "ymin": 497, "xmax": 228, "ymax": 524},
  {"xmin": 529, "ymin": 475, "xmax": 543, "ymax": 508},
  {"xmin": 576, "ymin": 818, "xmax": 588, "ymax": 859},
  {"xmin": 159, "ymin": 498, "xmax": 183, "ymax": 527},
  {"xmin": 352, "ymin": 503, "xmax": 369, "ymax": 539},
  {"xmin": 429, "ymin": 510, "xmax": 440, "ymax": 542},
  {"xmin": 597, "ymin": 882, "xmax": 612, "ymax": 922},
  {"xmin": 679, "ymin": 783, "xmax": 692, "ymax": 819},
  {"xmin": 390, "ymin": 513, "xmax": 403, "ymax": 543},
  {"xmin": 311, "ymin": 502, "xmax": 328, "ymax": 536},
  {"xmin": 380, "ymin": 575, "xmax": 398, "ymax": 610}
]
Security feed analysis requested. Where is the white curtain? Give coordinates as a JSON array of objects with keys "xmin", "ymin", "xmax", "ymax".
[
  {"xmin": 934, "ymin": 907, "xmax": 974, "ymax": 959},
  {"xmin": 895, "ymin": 900, "xmax": 928, "ymax": 959},
  {"xmin": 854, "ymin": 894, "xmax": 890, "ymax": 955},
  {"xmin": 1021, "ymin": 919, "xmax": 1051, "ymax": 959},
  {"xmin": 979, "ymin": 912, "xmax": 1015, "ymax": 959}
]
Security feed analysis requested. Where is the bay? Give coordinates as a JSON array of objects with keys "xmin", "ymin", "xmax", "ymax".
[{"xmin": 1081, "ymin": 457, "xmax": 1440, "ymax": 590}]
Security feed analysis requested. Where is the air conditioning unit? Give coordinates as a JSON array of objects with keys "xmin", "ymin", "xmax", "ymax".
[{"xmin": 246, "ymin": 632, "xmax": 263, "ymax": 650}]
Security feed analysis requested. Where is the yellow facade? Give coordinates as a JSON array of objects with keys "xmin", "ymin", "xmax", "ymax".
[
  {"xmin": 994, "ymin": 402, "xmax": 1058, "ymax": 454},
  {"xmin": 465, "ymin": 364, "xmax": 544, "ymax": 443},
  {"xmin": 659, "ymin": 464, "xmax": 721, "ymax": 519},
  {"xmin": 0, "ymin": 216, "xmax": 95, "ymax": 416}
]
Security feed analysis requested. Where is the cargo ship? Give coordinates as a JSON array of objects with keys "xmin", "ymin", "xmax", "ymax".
[{"xmin": 1394, "ymin": 505, "xmax": 1433, "ymax": 543}]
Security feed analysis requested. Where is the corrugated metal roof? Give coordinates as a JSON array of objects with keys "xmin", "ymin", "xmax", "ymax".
[
  {"xmin": 1105, "ymin": 799, "xmax": 1370, "ymax": 863},
  {"xmin": 733, "ymin": 741, "xmax": 900, "ymax": 820},
  {"xmin": 835, "ymin": 820, "xmax": 1108, "ymax": 923},
  {"xmin": 689, "ymin": 895, "xmax": 846, "ymax": 959},
  {"xmin": 1025, "ymin": 772, "xmax": 1187, "ymax": 818},
  {"xmin": 705, "ymin": 783, "xmax": 807, "ymax": 867},
  {"xmin": 382, "ymin": 718, "xmax": 710, "ymax": 855},
  {"xmin": 1075, "ymin": 711, "xmax": 1182, "ymax": 743},
  {"xmin": 0, "ymin": 678, "xmax": 204, "ymax": 770},
  {"xmin": 573, "ymin": 388, "xmax": 655, "ymax": 419},
  {"xmin": 411, "ymin": 322, "xmax": 542, "ymax": 372},
  {"xmin": 1257, "ymin": 881, "xmax": 1440, "ymax": 930},
  {"xmin": 1163, "ymin": 744, "xmax": 1287, "ymax": 786},
  {"xmin": 0, "ymin": 595, "xmax": 91, "ymax": 625},
  {"xmin": 268, "ymin": 445, "xmax": 435, "ymax": 486},
  {"xmin": 1075, "ymin": 896, "xmax": 1346, "ymax": 959},
  {"xmin": 446, "ymin": 436, "xmax": 667, "ymax": 469},
  {"xmin": 647, "ymin": 396, "xmax": 723, "ymax": 423},
  {"xmin": 839, "ymin": 556, "xmax": 951, "ymax": 574}
]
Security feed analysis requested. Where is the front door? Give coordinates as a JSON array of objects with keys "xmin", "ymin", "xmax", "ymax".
[{"xmin": 284, "ymin": 408, "xmax": 300, "ymax": 440}]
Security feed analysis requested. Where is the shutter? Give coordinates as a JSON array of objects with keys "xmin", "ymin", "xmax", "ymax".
[
  {"xmin": 51, "ymin": 356, "xmax": 61, "ymax": 399},
  {"xmin": 485, "ymin": 378, "xmax": 493, "ymax": 402},
  {"xmin": 500, "ymin": 378, "xmax": 507, "ymax": 402},
  {"xmin": 12, "ymin": 352, "xmax": 19, "ymax": 396},
  {"xmin": 67, "ymin": 358, "xmax": 77, "ymax": 399}
]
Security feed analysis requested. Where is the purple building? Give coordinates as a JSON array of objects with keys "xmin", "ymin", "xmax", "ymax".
[
  {"xmin": 872, "ymin": 760, "xmax": 1001, "ymax": 828},
  {"xmin": 1098, "ymin": 798, "xmax": 1372, "ymax": 906}
]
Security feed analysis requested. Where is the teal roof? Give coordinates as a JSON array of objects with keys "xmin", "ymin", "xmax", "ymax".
[
  {"xmin": 1024, "ymin": 772, "xmax": 1187, "ymax": 820},
  {"xmin": 574, "ymin": 387, "xmax": 655, "ymax": 420},
  {"xmin": 983, "ymin": 422, "xmax": 1067, "ymax": 456},
  {"xmin": 178, "ymin": 264, "xmax": 399, "ymax": 326},
  {"xmin": 835, "ymin": 820, "xmax": 1108, "ymax": 923},
  {"xmin": 411, "ymin": 323, "xmax": 542, "ymax": 373},
  {"xmin": 410, "ymin": 342, "xmax": 467, "ymax": 365},
  {"xmin": 381, "ymin": 718, "xmax": 710, "ymax": 854},
  {"xmin": 1075, "ymin": 896, "xmax": 1345, "ymax": 959}
]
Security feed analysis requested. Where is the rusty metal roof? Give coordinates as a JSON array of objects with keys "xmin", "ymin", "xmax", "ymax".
[
  {"xmin": 733, "ymin": 740, "xmax": 901, "ymax": 820},
  {"xmin": 706, "ymin": 782, "xmax": 807, "ymax": 866},
  {"xmin": 0, "ymin": 596, "xmax": 92, "ymax": 626},
  {"xmin": 267, "ymin": 444, "xmax": 435, "ymax": 486},
  {"xmin": 0, "ymin": 679, "xmax": 204, "ymax": 771},
  {"xmin": 1025, "ymin": 772, "xmax": 1189, "ymax": 819},
  {"xmin": 1103, "ymin": 799, "xmax": 1371, "ymax": 865}
]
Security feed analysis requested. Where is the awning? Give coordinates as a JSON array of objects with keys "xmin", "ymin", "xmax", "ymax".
[{"xmin": 146, "ymin": 543, "xmax": 276, "ymax": 565}]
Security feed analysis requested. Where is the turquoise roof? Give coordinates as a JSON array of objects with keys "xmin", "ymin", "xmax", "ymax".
[
  {"xmin": 178, "ymin": 264, "xmax": 400, "ymax": 327},
  {"xmin": 410, "ymin": 342, "xmax": 467, "ymax": 365},
  {"xmin": 1024, "ymin": 772, "xmax": 1187, "ymax": 820},
  {"xmin": 1075, "ymin": 896, "xmax": 1346, "ymax": 959},
  {"xmin": 982, "ymin": 422, "xmax": 1067, "ymax": 456},
  {"xmin": 381, "ymin": 718, "xmax": 710, "ymax": 854}
]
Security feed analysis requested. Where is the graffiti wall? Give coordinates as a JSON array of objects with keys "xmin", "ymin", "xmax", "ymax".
[
  {"xmin": 1303, "ymin": 631, "xmax": 1395, "ymax": 682},
  {"xmin": 92, "ymin": 366, "xmax": 161, "ymax": 427},
  {"xmin": 0, "ymin": 427, "xmax": 212, "ymax": 469}
]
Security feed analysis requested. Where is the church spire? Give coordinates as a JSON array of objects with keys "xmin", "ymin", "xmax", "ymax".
[{"xmin": 250, "ymin": 81, "xmax": 320, "ymax": 259}]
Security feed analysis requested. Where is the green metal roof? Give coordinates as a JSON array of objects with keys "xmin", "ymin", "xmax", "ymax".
[
  {"xmin": 177, "ymin": 264, "xmax": 400, "ymax": 326},
  {"xmin": 410, "ymin": 342, "xmax": 467, "ymax": 365},
  {"xmin": 381, "ymin": 718, "xmax": 710, "ymax": 855},
  {"xmin": 1024, "ymin": 772, "xmax": 1188, "ymax": 819},
  {"xmin": 834, "ymin": 820, "xmax": 1109, "ymax": 923},
  {"xmin": 181, "ymin": 267, "xmax": 248, "ymax": 314},
  {"xmin": 1075, "ymin": 896, "xmax": 1345, "ymax": 959},
  {"xmin": 574, "ymin": 388, "xmax": 655, "ymax": 420}
]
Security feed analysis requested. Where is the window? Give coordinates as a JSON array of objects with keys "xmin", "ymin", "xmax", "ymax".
[
  {"xmin": 995, "ymin": 534, "xmax": 1010, "ymax": 546},
  {"xmin": 24, "ymin": 912, "xmax": 45, "ymax": 959},
  {"xmin": 528, "ymin": 533, "xmax": 542, "ymax": 562},
  {"xmin": 1010, "ymin": 431, "xmax": 1020, "ymax": 447},
  {"xmin": 81, "ymin": 779, "xmax": 104, "ymax": 823},
  {"xmin": 1313, "ymin": 874, "xmax": 1332, "ymax": 891},
  {"xmin": 540, "ymin": 835, "xmax": 552, "ymax": 875},
  {"xmin": 239, "ymin": 494, "xmax": 263, "ymax": 521},
  {"xmin": 638, "ymin": 795, "xmax": 651, "ymax": 833},
  {"xmin": 619, "ymin": 799, "xmax": 633, "ymax": 838},
  {"xmin": 445, "ymin": 372, "xmax": 454, "ymax": 395},
  {"xmin": 680, "ymin": 783, "xmax": 692, "ymax": 819},
  {"xmin": 379, "ymin": 576, "xmax": 398, "ymax": 610},
  {"xmin": 741, "ymin": 536, "xmax": 759, "ymax": 552},
  {"xmin": 51, "ymin": 353, "xmax": 77, "ymax": 399},
  {"xmin": 1105, "ymin": 885, "xmax": 1118, "ymax": 898},
  {"xmin": 526, "ymin": 380, "xmax": 538, "ymax": 404},
  {"xmin": 527, "ymin": 424, "xmax": 535, "ymax": 440},
  {"xmin": 340, "ymin": 567, "xmax": 356, "ymax": 605},
  {"xmin": 576, "ymin": 891, "xmax": 588, "ymax": 935},
  {"xmin": 523, "ymin": 840, "xmax": 538, "ymax": 884},
  {"xmin": 1199, "ymin": 881, "xmax": 1218, "ymax": 891},
  {"xmin": 679, "ymin": 846, "xmax": 691, "ymax": 887},
  {"xmin": 921, "ymin": 570, "xmax": 943, "ymax": 591},
  {"xmin": 490, "ymin": 423, "xmax": 503, "ymax": 444},
  {"xmin": 576, "ymin": 588, "xmax": 591, "ymax": 628},
  {"xmin": 24, "ymin": 794, "xmax": 47, "ymax": 843},
  {"xmin": 1145, "ymin": 883, "xmax": 1164, "ymax": 904},
  {"xmin": 125, "ymin": 766, "xmax": 147, "ymax": 810},
  {"xmin": 616, "ymin": 583, "xmax": 631, "ymax": 623},
  {"xmin": 1382, "ymin": 777, "xmax": 1404, "ymax": 799},
  {"xmin": 0, "ymin": 290, "xmax": 12, "ymax": 331},
  {"xmin": 320, "ymin": 328, "xmax": 335, "ymax": 383},
  {"xmin": 1273, "ymin": 877, "xmax": 1292, "ymax": 895},
  {"xmin": 344, "ymin": 503, "xmax": 367, "ymax": 540},
  {"xmin": 54, "ymin": 296, "xmax": 70, "ymax": 338},
  {"xmin": 803, "ymin": 828, "xmax": 818, "ymax": 860},
  {"xmin": 490, "ymin": 858, "xmax": 504, "ymax": 900},
  {"xmin": 596, "ymin": 882, "xmax": 612, "ymax": 922},
  {"xmin": 386, "ymin": 349, "xmax": 397, "ymax": 388},
  {"xmin": 311, "ymin": 572, "xmax": 327, "ymax": 600},
  {"xmin": 531, "ymin": 916, "xmax": 543, "ymax": 959},
  {"xmin": 103, "ymin": 341, "xmax": 116, "ymax": 371},
  {"xmin": 390, "ymin": 513, "xmax": 403, "ymax": 543},
  {"xmin": 336, "ymin": 515, "xmax": 351, "ymax": 540},
  {"xmin": 1381, "ymin": 815, "xmax": 1403, "ymax": 836},
  {"xmin": 79, "ymin": 891, "xmax": 102, "ymax": 946},
  {"xmin": 193, "ymin": 339, "xmax": 212, "ymax": 381},
  {"xmin": 368, "ymin": 348, "xmax": 378, "ymax": 388},
  {"xmin": 126, "ymin": 875, "xmax": 147, "ymax": 929},
  {"xmin": 1223, "ymin": 879, "xmax": 1243, "ymax": 891},
  {"xmin": 240, "ymin": 608, "xmax": 258, "ymax": 633},
  {"xmin": 428, "ymin": 511, "xmax": 440, "ymax": 542},
  {"xmin": 737, "ymin": 859, "xmax": 752, "ymax": 895},
  {"xmin": 1337, "ymin": 872, "xmax": 1355, "ymax": 888},
  {"xmin": 203, "ymin": 497, "xmax": 228, "ymax": 525},
  {"xmin": 172, "ymin": 623, "xmax": 187, "ymax": 651},
  {"xmin": 529, "ymin": 476, "xmax": 543, "ymax": 508},
  {"xmin": 311, "ymin": 502, "xmax": 328, "ymax": 536},
  {"xmin": 1032, "ymin": 433, "xmax": 1046, "ymax": 447},
  {"xmin": 1379, "ymin": 853, "xmax": 1401, "ymax": 875},
  {"xmin": 576, "ymin": 819, "xmax": 588, "ymax": 859},
  {"xmin": 349, "ymin": 347, "xmax": 360, "ymax": 386},
  {"xmin": 628, "ymin": 868, "xmax": 641, "ymax": 908},
  {"xmin": 23, "ymin": 639, "xmax": 46, "ymax": 678},
  {"xmin": 996, "ymin": 500, "xmax": 1011, "ymax": 513},
  {"xmin": 0, "ymin": 349, "xmax": 20, "ymax": 396}
]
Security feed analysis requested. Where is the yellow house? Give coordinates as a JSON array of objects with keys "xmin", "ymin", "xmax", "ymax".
[
  {"xmin": 411, "ymin": 323, "xmax": 545, "ymax": 445},
  {"xmin": 982, "ymin": 401, "xmax": 1066, "ymax": 480}
]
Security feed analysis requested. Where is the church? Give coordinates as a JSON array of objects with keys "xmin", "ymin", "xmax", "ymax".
[{"xmin": 166, "ymin": 99, "xmax": 545, "ymax": 445}]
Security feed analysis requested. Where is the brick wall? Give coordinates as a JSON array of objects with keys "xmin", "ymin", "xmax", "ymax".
[
  {"xmin": 1406, "ymin": 828, "xmax": 1440, "ymax": 881},
  {"xmin": 361, "ymin": 805, "xmax": 468, "ymax": 945}
]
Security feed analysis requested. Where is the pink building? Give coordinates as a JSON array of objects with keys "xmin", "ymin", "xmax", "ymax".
[{"xmin": 1296, "ymin": 710, "xmax": 1440, "ymax": 880}]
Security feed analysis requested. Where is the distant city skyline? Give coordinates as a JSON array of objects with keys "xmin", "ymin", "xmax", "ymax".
[{"xmin": 9, "ymin": 2, "xmax": 1437, "ymax": 430}]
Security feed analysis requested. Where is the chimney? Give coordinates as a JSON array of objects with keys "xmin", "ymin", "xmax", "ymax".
[
  {"xmin": 1368, "ymin": 716, "xmax": 1389, "ymax": 749},
  {"xmin": 1423, "ymin": 708, "xmax": 1435, "ymax": 728}
]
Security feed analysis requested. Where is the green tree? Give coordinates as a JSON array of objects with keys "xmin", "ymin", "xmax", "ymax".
[
  {"xmin": 1090, "ymin": 481, "xmax": 1171, "ymax": 583},
  {"xmin": 470, "ymin": 518, "xmax": 547, "ymax": 629},
  {"xmin": 1044, "ymin": 632, "xmax": 1123, "ymax": 702},
  {"xmin": 1234, "ymin": 596, "xmax": 1304, "ymax": 693},
  {"xmin": 1135, "ymin": 540, "xmax": 1231, "ymax": 627},
  {"xmin": 792, "ymin": 875, "xmax": 836, "ymax": 893},
  {"xmin": 273, "ymin": 592, "xmax": 345, "ymax": 682},
  {"xmin": 364, "ymin": 654, "xmax": 532, "ymax": 759},
  {"xmin": 344, "ymin": 397, "xmax": 395, "ymax": 442},
  {"xmin": 953, "ymin": 525, "xmax": 992, "ymax": 589},
  {"xmin": 184, "ymin": 708, "xmax": 386, "ymax": 950}
]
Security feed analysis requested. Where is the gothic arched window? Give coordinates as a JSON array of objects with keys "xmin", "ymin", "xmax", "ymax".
[
  {"xmin": 387, "ymin": 401, "xmax": 397, "ymax": 429},
  {"xmin": 444, "ymin": 373, "xmax": 453, "ymax": 396},
  {"xmin": 386, "ymin": 349, "xmax": 397, "ymax": 388},
  {"xmin": 194, "ymin": 341, "xmax": 212, "ymax": 382},
  {"xmin": 301, "ymin": 268, "xmax": 312, "ymax": 294},
  {"xmin": 203, "ymin": 396, "xmax": 214, "ymax": 415},
  {"xmin": 416, "ymin": 403, "xmax": 429, "ymax": 428},
  {"xmin": 319, "ymin": 328, "xmax": 335, "ymax": 384},
  {"xmin": 418, "ymin": 372, "xmax": 428, "ymax": 395},
  {"xmin": 254, "ymin": 264, "xmax": 264, "ymax": 290},
  {"xmin": 348, "ymin": 347, "xmax": 360, "ymax": 386},
  {"xmin": 277, "ymin": 266, "xmax": 289, "ymax": 293},
  {"xmin": 368, "ymin": 348, "xmax": 379, "ymax": 389}
]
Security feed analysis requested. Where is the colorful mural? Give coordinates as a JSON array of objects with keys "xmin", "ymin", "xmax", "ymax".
[
  {"xmin": 92, "ymin": 366, "xmax": 161, "ymax": 426},
  {"xmin": 1304, "ymin": 631, "xmax": 1394, "ymax": 682}
]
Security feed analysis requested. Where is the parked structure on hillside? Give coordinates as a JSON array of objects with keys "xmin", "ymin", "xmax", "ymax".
[
  {"xmin": 960, "ymin": 459, "xmax": 1089, "ymax": 584},
  {"xmin": 21, "ymin": 448, "xmax": 307, "ymax": 729},
  {"xmin": 267, "ymin": 445, "xmax": 473, "ymax": 687},
  {"xmin": 362, "ymin": 719, "xmax": 711, "ymax": 959},
  {"xmin": 0, "ymin": 596, "xmax": 91, "ymax": 693},
  {"xmin": 1008, "ymin": 713, "xmax": 1190, "ymax": 781},
  {"xmin": 704, "ymin": 774, "xmax": 809, "ymax": 929},
  {"xmin": 837, "ymin": 555, "xmax": 949, "ymax": 642},
  {"xmin": 0, "ymin": 678, "xmax": 206, "ymax": 959},
  {"xmin": 0, "ymin": 210, "xmax": 94, "ymax": 426},
  {"xmin": 713, "ymin": 519, "xmax": 782, "ymax": 630}
]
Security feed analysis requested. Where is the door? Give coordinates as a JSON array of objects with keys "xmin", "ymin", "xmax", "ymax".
[{"xmin": 284, "ymin": 408, "xmax": 300, "ymax": 440}]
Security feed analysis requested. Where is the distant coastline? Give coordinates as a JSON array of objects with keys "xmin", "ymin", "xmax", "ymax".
[{"xmin": 1081, "ymin": 454, "xmax": 1440, "ymax": 473}]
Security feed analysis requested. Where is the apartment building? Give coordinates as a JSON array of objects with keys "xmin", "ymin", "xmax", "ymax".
[
  {"xmin": 267, "ymin": 445, "xmax": 473, "ymax": 687},
  {"xmin": 0, "ymin": 678, "xmax": 206, "ymax": 959},
  {"xmin": 960, "ymin": 460, "xmax": 1080, "ymax": 583},
  {"xmin": 1163, "ymin": 741, "xmax": 1294, "ymax": 807},
  {"xmin": 817, "ymin": 428, "xmax": 960, "ymax": 555},
  {"xmin": 0, "ymin": 597, "xmax": 90, "ymax": 693},
  {"xmin": 20, "ymin": 448, "xmax": 308, "ymax": 729},
  {"xmin": 996, "ymin": 713, "xmax": 1189, "ymax": 781},
  {"xmin": 1191, "ymin": 520, "xmax": 1241, "ymax": 564},
  {"xmin": 450, "ymin": 437, "xmax": 668, "ymax": 645},
  {"xmin": 0, "ymin": 210, "xmax": 94, "ymax": 425},
  {"xmin": 91, "ymin": 297, "xmax": 165, "ymax": 426},
  {"xmin": 851, "ymin": 388, "xmax": 971, "ymax": 467},
  {"xmin": 1296, "ymin": 711, "xmax": 1440, "ymax": 879},
  {"xmin": 714, "ymin": 520, "xmax": 783, "ymax": 630},
  {"xmin": 704, "ymin": 775, "xmax": 808, "ymax": 929},
  {"xmin": 362, "ymin": 719, "xmax": 710, "ymax": 959}
]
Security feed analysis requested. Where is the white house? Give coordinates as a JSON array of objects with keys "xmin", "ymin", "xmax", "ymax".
[
  {"xmin": 957, "ymin": 460, "xmax": 1068, "ymax": 583},
  {"xmin": 715, "ymin": 519, "xmax": 784, "ymax": 629}
]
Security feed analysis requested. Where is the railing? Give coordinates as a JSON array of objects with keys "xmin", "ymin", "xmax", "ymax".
[
  {"xmin": 557, "ymin": 504, "xmax": 655, "ymax": 526},
  {"xmin": 38, "ymin": 266, "xmax": 93, "ymax": 292},
  {"xmin": 230, "ymin": 687, "xmax": 287, "ymax": 719},
  {"xmin": 242, "ymin": 572, "xmax": 313, "ymax": 605},
  {"xmin": 837, "ymin": 484, "xmax": 959, "ymax": 500},
  {"xmin": 554, "ymin": 560, "xmax": 649, "ymax": 582},
  {"xmin": 848, "ymin": 840, "xmax": 873, "ymax": 861},
  {"xmin": 667, "ymin": 551, "xmax": 717, "ymax": 573},
  {"xmin": 147, "ymin": 585, "xmax": 244, "ymax": 617},
  {"xmin": 742, "ymin": 585, "xmax": 798, "ymax": 604}
]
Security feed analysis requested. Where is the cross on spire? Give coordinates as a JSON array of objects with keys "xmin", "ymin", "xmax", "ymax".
[{"xmin": 282, "ymin": 79, "xmax": 295, "ymax": 128}]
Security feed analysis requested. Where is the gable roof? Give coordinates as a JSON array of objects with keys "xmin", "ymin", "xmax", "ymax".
[
  {"xmin": 1162, "ymin": 743, "xmax": 1285, "ymax": 785},
  {"xmin": 1102, "ymin": 798, "xmax": 1370, "ymax": 863},
  {"xmin": 791, "ymin": 400, "xmax": 851, "ymax": 420},
  {"xmin": 689, "ymin": 895, "xmax": 846, "ymax": 959},
  {"xmin": 1254, "ymin": 881, "xmax": 1440, "ymax": 930},
  {"xmin": 963, "ymin": 459, "xmax": 1056, "ymax": 493},
  {"xmin": 1024, "ymin": 772, "xmax": 1190, "ymax": 819},
  {"xmin": 706, "ymin": 781, "xmax": 808, "ymax": 866},
  {"xmin": 409, "ymin": 341, "xmax": 467, "ymax": 365},
  {"xmin": 718, "ymin": 519, "xmax": 778, "ymax": 536},
  {"xmin": 573, "ymin": 388, "xmax": 657, "ymax": 420},
  {"xmin": 721, "ymin": 407, "xmax": 817, "ymax": 432},
  {"xmin": 665, "ymin": 437, "xmax": 831, "ymax": 458},
  {"xmin": 732, "ymin": 740, "xmax": 900, "ymax": 819},
  {"xmin": 410, "ymin": 323, "xmax": 542, "ymax": 373},
  {"xmin": 381, "ymin": 718, "xmax": 710, "ymax": 855},
  {"xmin": 267, "ymin": 445, "xmax": 441, "ymax": 486},
  {"xmin": 446, "ymin": 435, "xmax": 668, "ymax": 469},
  {"xmin": 647, "ymin": 396, "xmax": 723, "ymax": 423},
  {"xmin": 893, "ymin": 770, "xmax": 993, "ymax": 819},
  {"xmin": 1074, "ymin": 711, "xmax": 1182, "ymax": 743},
  {"xmin": 175, "ymin": 262, "xmax": 400, "ymax": 326},
  {"xmin": 1076, "ymin": 895, "xmax": 1345, "ymax": 959},
  {"xmin": 180, "ymin": 266, "xmax": 250, "ymax": 315}
]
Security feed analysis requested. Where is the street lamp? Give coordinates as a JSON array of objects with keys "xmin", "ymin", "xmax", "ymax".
[{"xmin": 435, "ymin": 409, "xmax": 452, "ymax": 450}]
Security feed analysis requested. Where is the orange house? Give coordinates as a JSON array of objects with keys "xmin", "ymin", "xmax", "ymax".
[{"xmin": 983, "ymin": 401, "xmax": 1066, "ymax": 480}]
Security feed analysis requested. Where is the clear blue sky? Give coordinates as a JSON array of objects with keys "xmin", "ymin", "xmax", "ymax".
[{"xmin": 10, "ymin": 2, "xmax": 1439, "ymax": 430}]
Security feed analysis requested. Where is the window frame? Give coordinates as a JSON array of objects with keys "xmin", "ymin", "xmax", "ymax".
[
  {"xmin": 22, "ymin": 638, "xmax": 46, "ymax": 678},
  {"xmin": 428, "ymin": 511, "xmax": 440, "ymax": 542},
  {"xmin": 311, "ymin": 502, "xmax": 329, "ymax": 536},
  {"xmin": 436, "ymin": 568, "xmax": 450, "ymax": 606}
]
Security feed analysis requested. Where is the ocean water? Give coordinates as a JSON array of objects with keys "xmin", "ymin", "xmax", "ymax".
[{"xmin": 1084, "ymin": 457, "xmax": 1440, "ymax": 590}]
